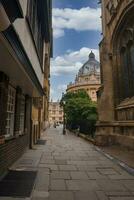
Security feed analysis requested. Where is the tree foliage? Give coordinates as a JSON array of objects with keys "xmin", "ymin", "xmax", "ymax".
[{"xmin": 60, "ymin": 90, "xmax": 97, "ymax": 136}]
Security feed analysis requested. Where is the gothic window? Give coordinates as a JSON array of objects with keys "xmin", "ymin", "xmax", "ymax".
[
  {"xmin": 117, "ymin": 28, "xmax": 134, "ymax": 102},
  {"xmin": 129, "ymin": 43, "xmax": 134, "ymax": 93},
  {"xmin": 120, "ymin": 47, "xmax": 130, "ymax": 99}
]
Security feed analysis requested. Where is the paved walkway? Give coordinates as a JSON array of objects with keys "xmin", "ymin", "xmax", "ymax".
[{"xmin": 1, "ymin": 126, "xmax": 134, "ymax": 200}]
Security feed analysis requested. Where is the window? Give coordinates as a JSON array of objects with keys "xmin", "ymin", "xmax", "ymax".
[
  {"xmin": 114, "ymin": 19, "xmax": 134, "ymax": 103},
  {"xmin": 59, "ymin": 117, "xmax": 62, "ymax": 121},
  {"xmin": 19, "ymin": 95, "xmax": 25, "ymax": 135},
  {"xmin": 118, "ymin": 43, "xmax": 134, "ymax": 101},
  {"xmin": 120, "ymin": 47, "xmax": 130, "ymax": 99},
  {"xmin": 53, "ymin": 105, "xmax": 56, "ymax": 110},
  {"xmin": 27, "ymin": 0, "xmax": 43, "ymax": 65},
  {"xmin": 59, "ymin": 111, "xmax": 62, "ymax": 115},
  {"xmin": 5, "ymin": 85, "xmax": 16, "ymax": 137},
  {"xmin": 52, "ymin": 117, "xmax": 55, "ymax": 120},
  {"xmin": 52, "ymin": 111, "xmax": 56, "ymax": 115},
  {"xmin": 14, "ymin": 88, "xmax": 26, "ymax": 136}
]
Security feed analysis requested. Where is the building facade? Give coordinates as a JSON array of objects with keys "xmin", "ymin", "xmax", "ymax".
[
  {"xmin": 49, "ymin": 101, "xmax": 63, "ymax": 125},
  {"xmin": 96, "ymin": 0, "xmax": 134, "ymax": 149},
  {"xmin": 67, "ymin": 52, "xmax": 101, "ymax": 102},
  {"xmin": 0, "ymin": 0, "xmax": 52, "ymax": 175}
]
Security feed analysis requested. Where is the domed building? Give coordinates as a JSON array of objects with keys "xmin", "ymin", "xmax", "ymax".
[{"xmin": 67, "ymin": 51, "xmax": 101, "ymax": 102}]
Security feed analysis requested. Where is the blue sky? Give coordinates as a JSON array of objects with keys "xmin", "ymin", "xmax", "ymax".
[{"xmin": 50, "ymin": 0, "xmax": 102, "ymax": 101}]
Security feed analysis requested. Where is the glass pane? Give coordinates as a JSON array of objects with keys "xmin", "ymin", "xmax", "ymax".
[{"xmin": 5, "ymin": 85, "xmax": 16, "ymax": 137}]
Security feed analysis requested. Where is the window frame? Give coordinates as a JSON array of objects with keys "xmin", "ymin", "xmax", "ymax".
[{"xmin": 5, "ymin": 85, "xmax": 16, "ymax": 138}]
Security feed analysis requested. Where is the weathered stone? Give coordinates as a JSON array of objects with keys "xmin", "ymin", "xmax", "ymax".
[
  {"xmin": 59, "ymin": 165, "xmax": 77, "ymax": 171},
  {"xmin": 32, "ymin": 191, "xmax": 49, "ymax": 198},
  {"xmin": 50, "ymin": 180, "xmax": 66, "ymax": 190},
  {"xmin": 55, "ymin": 160, "xmax": 67, "ymax": 165},
  {"xmin": 87, "ymin": 171, "xmax": 108, "ymax": 179},
  {"xmin": 74, "ymin": 191, "xmax": 98, "ymax": 200},
  {"xmin": 97, "ymin": 180, "xmax": 127, "ymax": 191},
  {"xmin": 70, "ymin": 171, "xmax": 89, "ymax": 180},
  {"xmin": 51, "ymin": 171, "xmax": 70, "ymax": 179},
  {"xmin": 66, "ymin": 180, "xmax": 100, "ymax": 191},
  {"xmin": 35, "ymin": 172, "xmax": 49, "ymax": 191},
  {"xmin": 9, "ymin": 127, "xmax": 134, "ymax": 200},
  {"xmin": 49, "ymin": 191, "xmax": 74, "ymax": 200},
  {"xmin": 38, "ymin": 164, "xmax": 58, "ymax": 171}
]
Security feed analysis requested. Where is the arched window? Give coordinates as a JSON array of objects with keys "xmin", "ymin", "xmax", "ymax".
[
  {"xmin": 129, "ymin": 43, "xmax": 134, "ymax": 93},
  {"xmin": 120, "ymin": 47, "xmax": 130, "ymax": 99},
  {"xmin": 117, "ymin": 28, "xmax": 134, "ymax": 102}
]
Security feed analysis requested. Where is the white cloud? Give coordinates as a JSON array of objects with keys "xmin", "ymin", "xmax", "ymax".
[
  {"xmin": 50, "ymin": 84, "xmax": 67, "ymax": 101},
  {"xmin": 53, "ymin": 7, "xmax": 101, "ymax": 38},
  {"xmin": 50, "ymin": 47, "xmax": 99, "ymax": 76},
  {"xmin": 53, "ymin": 28, "xmax": 65, "ymax": 38},
  {"xmin": 57, "ymin": 84, "xmax": 67, "ymax": 91}
]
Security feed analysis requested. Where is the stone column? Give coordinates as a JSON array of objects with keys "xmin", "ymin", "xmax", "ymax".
[{"xmin": 95, "ymin": 39, "xmax": 115, "ymax": 146}]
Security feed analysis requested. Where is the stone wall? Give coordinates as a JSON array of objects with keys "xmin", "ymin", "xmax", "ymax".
[{"xmin": 96, "ymin": 0, "xmax": 134, "ymax": 149}]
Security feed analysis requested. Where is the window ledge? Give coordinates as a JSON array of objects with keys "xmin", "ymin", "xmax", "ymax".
[{"xmin": 4, "ymin": 133, "xmax": 26, "ymax": 142}]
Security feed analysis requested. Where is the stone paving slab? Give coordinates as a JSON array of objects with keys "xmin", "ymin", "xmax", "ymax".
[
  {"xmin": 51, "ymin": 171, "xmax": 70, "ymax": 179},
  {"xmin": 35, "ymin": 172, "xmax": 49, "ymax": 191},
  {"xmin": 49, "ymin": 191, "xmax": 74, "ymax": 200},
  {"xmin": 3, "ymin": 127, "xmax": 134, "ymax": 200},
  {"xmin": 38, "ymin": 164, "xmax": 58, "ymax": 170},
  {"xmin": 87, "ymin": 171, "xmax": 108, "ymax": 179},
  {"xmin": 59, "ymin": 165, "xmax": 77, "ymax": 171},
  {"xmin": 0, "ymin": 198, "xmax": 30, "ymax": 200},
  {"xmin": 95, "ymin": 191, "xmax": 109, "ymax": 200},
  {"xmin": 32, "ymin": 191, "xmax": 49, "ymax": 198},
  {"xmin": 50, "ymin": 179, "xmax": 66, "ymax": 190},
  {"xmin": 97, "ymin": 180, "xmax": 127, "ymax": 192},
  {"xmin": 109, "ymin": 198, "xmax": 134, "ymax": 200},
  {"xmin": 66, "ymin": 180, "xmax": 100, "ymax": 191},
  {"xmin": 74, "ymin": 191, "xmax": 98, "ymax": 200},
  {"xmin": 70, "ymin": 171, "xmax": 89, "ymax": 180}
]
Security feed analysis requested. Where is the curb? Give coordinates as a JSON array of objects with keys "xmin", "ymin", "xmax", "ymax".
[
  {"xmin": 95, "ymin": 146, "xmax": 134, "ymax": 176},
  {"xmin": 79, "ymin": 133, "xmax": 95, "ymax": 144},
  {"xmin": 70, "ymin": 130, "xmax": 134, "ymax": 175},
  {"xmin": 74, "ymin": 131, "xmax": 134, "ymax": 176}
]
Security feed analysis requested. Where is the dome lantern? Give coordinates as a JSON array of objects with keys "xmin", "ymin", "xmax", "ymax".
[
  {"xmin": 78, "ymin": 51, "xmax": 100, "ymax": 76},
  {"xmin": 89, "ymin": 51, "xmax": 95, "ymax": 60}
]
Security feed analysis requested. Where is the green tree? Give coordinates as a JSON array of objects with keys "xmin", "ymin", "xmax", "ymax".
[{"xmin": 60, "ymin": 90, "xmax": 97, "ymax": 137}]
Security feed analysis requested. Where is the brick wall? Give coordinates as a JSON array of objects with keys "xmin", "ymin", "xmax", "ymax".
[
  {"xmin": 0, "ymin": 134, "xmax": 29, "ymax": 176},
  {"xmin": 0, "ymin": 72, "xmax": 9, "ymax": 136}
]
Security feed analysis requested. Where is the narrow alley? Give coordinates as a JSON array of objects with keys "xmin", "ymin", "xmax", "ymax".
[{"xmin": 2, "ymin": 126, "xmax": 133, "ymax": 200}]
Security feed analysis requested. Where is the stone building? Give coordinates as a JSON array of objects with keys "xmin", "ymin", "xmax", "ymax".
[
  {"xmin": 0, "ymin": 0, "xmax": 52, "ymax": 175},
  {"xmin": 96, "ymin": 0, "xmax": 134, "ymax": 149},
  {"xmin": 49, "ymin": 101, "xmax": 63, "ymax": 125},
  {"xmin": 67, "ymin": 52, "xmax": 101, "ymax": 102}
]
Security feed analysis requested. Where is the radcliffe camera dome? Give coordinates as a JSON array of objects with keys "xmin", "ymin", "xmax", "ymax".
[{"xmin": 78, "ymin": 51, "xmax": 100, "ymax": 76}]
